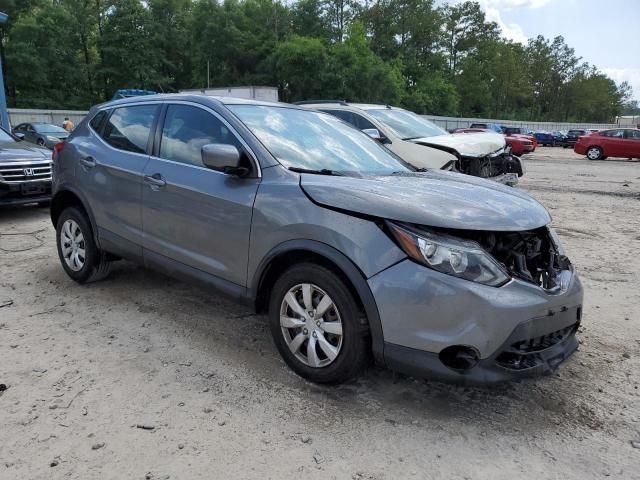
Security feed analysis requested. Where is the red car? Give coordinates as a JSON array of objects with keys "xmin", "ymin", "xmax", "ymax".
[
  {"xmin": 453, "ymin": 128, "xmax": 535, "ymax": 156},
  {"xmin": 574, "ymin": 128, "xmax": 640, "ymax": 160},
  {"xmin": 502, "ymin": 127, "xmax": 538, "ymax": 150}
]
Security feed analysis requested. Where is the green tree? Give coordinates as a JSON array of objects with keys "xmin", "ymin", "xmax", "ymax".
[
  {"xmin": 325, "ymin": 21, "xmax": 403, "ymax": 104},
  {"xmin": 98, "ymin": 0, "xmax": 165, "ymax": 96},
  {"xmin": 269, "ymin": 35, "xmax": 329, "ymax": 101},
  {"xmin": 5, "ymin": 3, "xmax": 93, "ymax": 108}
]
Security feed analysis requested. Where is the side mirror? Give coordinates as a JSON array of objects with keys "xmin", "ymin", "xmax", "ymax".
[
  {"xmin": 362, "ymin": 128, "xmax": 389, "ymax": 144},
  {"xmin": 201, "ymin": 143, "xmax": 248, "ymax": 176},
  {"xmin": 362, "ymin": 128, "xmax": 382, "ymax": 140},
  {"xmin": 14, "ymin": 132, "xmax": 25, "ymax": 140}
]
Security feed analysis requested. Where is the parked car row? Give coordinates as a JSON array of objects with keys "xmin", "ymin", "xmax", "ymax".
[{"xmin": 39, "ymin": 94, "xmax": 583, "ymax": 386}]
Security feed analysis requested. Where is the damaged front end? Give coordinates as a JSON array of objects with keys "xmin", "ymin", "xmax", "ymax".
[
  {"xmin": 414, "ymin": 141, "xmax": 524, "ymax": 187},
  {"xmin": 457, "ymin": 146, "xmax": 524, "ymax": 187},
  {"xmin": 455, "ymin": 226, "xmax": 573, "ymax": 293}
]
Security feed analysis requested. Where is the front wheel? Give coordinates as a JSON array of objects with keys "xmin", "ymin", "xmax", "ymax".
[
  {"xmin": 56, "ymin": 207, "xmax": 111, "ymax": 283},
  {"xmin": 269, "ymin": 264, "xmax": 370, "ymax": 384},
  {"xmin": 586, "ymin": 146, "xmax": 603, "ymax": 160},
  {"xmin": 37, "ymin": 138, "xmax": 45, "ymax": 147}
]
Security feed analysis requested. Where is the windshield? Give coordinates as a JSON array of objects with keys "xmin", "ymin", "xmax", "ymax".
[
  {"xmin": 367, "ymin": 109, "xmax": 448, "ymax": 140},
  {"xmin": 0, "ymin": 128, "xmax": 16, "ymax": 142},
  {"xmin": 228, "ymin": 105, "xmax": 411, "ymax": 174},
  {"xmin": 34, "ymin": 124, "xmax": 68, "ymax": 134}
]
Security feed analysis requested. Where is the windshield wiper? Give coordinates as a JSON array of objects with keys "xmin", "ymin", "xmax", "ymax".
[{"xmin": 288, "ymin": 167, "xmax": 344, "ymax": 176}]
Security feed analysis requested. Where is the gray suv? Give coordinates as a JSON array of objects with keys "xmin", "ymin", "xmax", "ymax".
[{"xmin": 51, "ymin": 94, "xmax": 583, "ymax": 384}]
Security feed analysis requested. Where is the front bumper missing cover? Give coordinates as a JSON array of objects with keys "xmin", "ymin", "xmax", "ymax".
[{"xmin": 384, "ymin": 305, "xmax": 581, "ymax": 385}]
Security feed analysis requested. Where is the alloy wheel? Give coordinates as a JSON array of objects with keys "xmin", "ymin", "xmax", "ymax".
[
  {"xmin": 279, "ymin": 283, "xmax": 343, "ymax": 368},
  {"xmin": 60, "ymin": 219, "xmax": 86, "ymax": 271}
]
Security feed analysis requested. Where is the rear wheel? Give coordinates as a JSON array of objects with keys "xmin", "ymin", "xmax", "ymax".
[
  {"xmin": 56, "ymin": 207, "xmax": 111, "ymax": 283},
  {"xmin": 586, "ymin": 146, "xmax": 603, "ymax": 160},
  {"xmin": 269, "ymin": 263, "xmax": 369, "ymax": 384}
]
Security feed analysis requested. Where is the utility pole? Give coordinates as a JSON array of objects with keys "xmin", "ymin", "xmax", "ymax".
[{"xmin": 0, "ymin": 12, "xmax": 10, "ymax": 131}]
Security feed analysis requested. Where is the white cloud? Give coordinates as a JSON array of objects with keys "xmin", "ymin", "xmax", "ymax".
[
  {"xmin": 483, "ymin": 5, "xmax": 528, "ymax": 44},
  {"xmin": 482, "ymin": 0, "xmax": 553, "ymax": 9},
  {"xmin": 446, "ymin": 0, "xmax": 555, "ymax": 44},
  {"xmin": 601, "ymin": 68, "xmax": 640, "ymax": 101}
]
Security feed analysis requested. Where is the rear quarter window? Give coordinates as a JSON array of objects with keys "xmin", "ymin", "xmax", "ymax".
[{"xmin": 89, "ymin": 110, "xmax": 108, "ymax": 133}]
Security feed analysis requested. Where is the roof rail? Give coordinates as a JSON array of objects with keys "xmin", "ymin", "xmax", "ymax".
[{"xmin": 294, "ymin": 100, "xmax": 349, "ymax": 106}]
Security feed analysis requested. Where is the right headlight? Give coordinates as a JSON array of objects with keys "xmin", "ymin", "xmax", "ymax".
[{"xmin": 387, "ymin": 222, "xmax": 510, "ymax": 287}]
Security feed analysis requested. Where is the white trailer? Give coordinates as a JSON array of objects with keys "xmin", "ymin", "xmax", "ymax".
[
  {"xmin": 179, "ymin": 86, "xmax": 279, "ymax": 102},
  {"xmin": 616, "ymin": 115, "xmax": 640, "ymax": 128}
]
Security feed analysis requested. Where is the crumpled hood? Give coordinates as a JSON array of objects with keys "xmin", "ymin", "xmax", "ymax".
[
  {"xmin": 0, "ymin": 141, "xmax": 50, "ymax": 161},
  {"xmin": 411, "ymin": 132, "xmax": 506, "ymax": 157},
  {"xmin": 301, "ymin": 170, "xmax": 550, "ymax": 231}
]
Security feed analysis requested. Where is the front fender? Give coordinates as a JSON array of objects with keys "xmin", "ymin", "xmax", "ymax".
[{"xmin": 249, "ymin": 239, "xmax": 386, "ymax": 363}]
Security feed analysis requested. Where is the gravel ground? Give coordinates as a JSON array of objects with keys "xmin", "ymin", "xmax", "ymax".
[{"xmin": 1, "ymin": 147, "xmax": 639, "ymax": 479}]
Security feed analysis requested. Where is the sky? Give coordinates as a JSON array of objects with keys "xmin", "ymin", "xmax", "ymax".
[{"xmin": 444, "ymin": 0, "xmax": 640, "ymax": 101}]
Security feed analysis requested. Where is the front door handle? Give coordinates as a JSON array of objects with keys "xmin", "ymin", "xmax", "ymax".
[
  {"xmin": 144, "ymin": 173, "xmax": 166, "ymax": 188},
  {"xmin": 79, "ymin": 156, "xmax": 96, "ymax": 168}
]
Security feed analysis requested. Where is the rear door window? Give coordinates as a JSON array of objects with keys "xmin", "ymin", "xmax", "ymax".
[
  {"xmin": 624, "ymin": 130, "xmax": 640, "ymax": 139},
  {"xmin": 101, "ymin": 105, "xmax": 159, "ymax": 154}
]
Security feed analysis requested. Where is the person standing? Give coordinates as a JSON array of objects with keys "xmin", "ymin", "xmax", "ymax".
[{"xmin": 62, "ymin": 117, "xmax": 74, "ymax": 131}]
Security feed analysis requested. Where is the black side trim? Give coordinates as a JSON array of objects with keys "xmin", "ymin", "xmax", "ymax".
[
  {"xmin": 249, "ymin": 239, "xmax": 385, "ymax": 363},
  {"xmin": 145, "ymin": 249, "xmax": 248, "ymax": 303}
]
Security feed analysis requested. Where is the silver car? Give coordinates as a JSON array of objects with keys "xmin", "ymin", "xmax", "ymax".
[
  {"xmin": 12, "ymin": 122, "xmax": 69, "ymax": 149},
  {"xmin": 298, "ymin": 101, "xmax": 524, "ymax": 186},
  {"xmin": 50, "ymin": 94, "xmax": 583, "ymax": 384}
]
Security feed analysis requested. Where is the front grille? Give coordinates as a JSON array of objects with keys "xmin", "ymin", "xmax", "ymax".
[
  {"xmin": 495, "ymin": 323, "xmax": 578, "ymax": 371},
  {"xmin": 0, "ymin": 161, "xmax": 52, "ymax": 183}
]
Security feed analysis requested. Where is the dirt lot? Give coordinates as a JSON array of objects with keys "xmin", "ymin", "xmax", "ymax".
[{"xmin": 1, "ymin": 147, "xmax": 639, "ymax": 479}]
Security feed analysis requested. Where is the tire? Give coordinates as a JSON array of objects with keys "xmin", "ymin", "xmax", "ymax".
[
  {"xmin": 56, "ymin": 206, "xmax": 111, "ymax": 283},
  {"xmin": 586, "ymin": 146, "xmax": 603, "ymax": 160},
  {"xmin": 268, "ymin": 263, "xmax": 370, "ymax": 384},
  {"xmin": 36, "ymin": 138, "xmax": 45, "ymax": 147}
]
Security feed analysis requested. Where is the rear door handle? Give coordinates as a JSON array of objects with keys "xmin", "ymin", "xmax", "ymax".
[
  {"xmin": 79, "ymin": 156, "xmax": 96, "ymax": 168},
  {"xmin": 144, "ymin": 173, "xmax": 166, "ymax": 188}
]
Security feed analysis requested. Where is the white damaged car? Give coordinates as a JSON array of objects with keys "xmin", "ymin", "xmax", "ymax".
[{"xmin": 299, "ymin": 101, "xmax": 524, "ymax": 186}]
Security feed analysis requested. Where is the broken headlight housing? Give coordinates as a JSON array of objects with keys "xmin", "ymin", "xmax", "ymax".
[{"xmin": 387, "ymin": 222, "xmax": 510, "ymax": 287}]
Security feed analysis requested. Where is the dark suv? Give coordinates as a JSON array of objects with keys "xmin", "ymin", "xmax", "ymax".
[
  {"xmin": 0, "ymin": 126, "xmax": 53, "ymax": 206},
  {"xmin": 50, "ymin": 94, "xmax": 583, "ymax": 385},
  {"xmin": 563, "ymin": 129, "xmax": 588, "ymax": 148}
]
